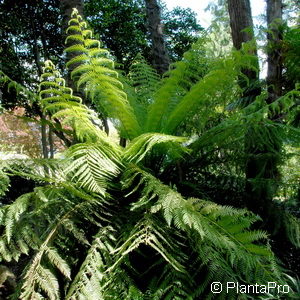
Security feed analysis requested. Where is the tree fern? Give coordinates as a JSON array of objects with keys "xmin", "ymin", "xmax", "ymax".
[
  {"xmin": 1, "ymin": 8, "xmax": 299, "ymax": 300},
  {"xmin": 65, "ymin": 8, "xmax": 141, "ymax": 140}
]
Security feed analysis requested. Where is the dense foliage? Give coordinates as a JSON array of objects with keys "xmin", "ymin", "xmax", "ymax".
[
  {"xmin": 84, "ymin": 0, "xmax": 203, "ymax": 71},
  {"xmin": 0, "ymin": 5, "xmax": 299, "ymax": 300}
]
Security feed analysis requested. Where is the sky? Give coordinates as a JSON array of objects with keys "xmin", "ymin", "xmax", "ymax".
[{"xmin": 163, "ymin": 0, "xmax": 266, "ymax": 28}]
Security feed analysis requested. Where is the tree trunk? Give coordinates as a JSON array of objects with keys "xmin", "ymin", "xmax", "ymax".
[
  {"xmin": 102, "ymin": 117, "xmax": 109, "ymax": 136},
  {"xmin": 48, "ymin": 126, "xmax": 54, "ymax": 158},
  {"xmin": 41, "ymin": 118, "xmax": 48, "ymax": 159},
  {"xmin": 266, "ymin": 0, "xmax": 283, "ymax": 104},
  {"xmin": 227, "ymin": 0, "xmax": 255, "ymax": 50},
  {"xmin": 227, "ymin": 0, "xmax": 283, "ymax": 227},
  {"xmin": 227, "ymin": 0, "xmax": 258, "ymax": 81},
  {"xmin": 30, "ymin": 12, "xmax": 49, "ymax": 159},
  {"xmin": 145, "ymin": 0, "xmax": 170, "ymax": 75},
  {"xmin": 119, "ymin": 137, "xmax": 126, "ymax": 147},
  {"xmin": 227, "ymin": 0, "xmax": 262, "ymax": 215},
  {"xmin": 259, "ymin": 0, "xmax": 283, "ymax": 229}
]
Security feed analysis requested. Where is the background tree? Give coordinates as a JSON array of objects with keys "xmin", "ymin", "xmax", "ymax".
[
  {"xmin": 84, "ymin": 0, "xmax": 203, "ymax": 72},
  {"xmin": 144, "ymin": 0, "xmax": 170, "ymax": 74},
  {"xmin": 266, "ymin": 0, "xmax": 283, "ymax": 103},
  {"xmin": 163, "ymin": 7, "xmax": 203, "ymax": 61},
  {"xmin": 227, "ymin": 0, "xmax": 255, "ymax": 50},
  {"xmin": 84, "ymin": 0, "xmax": 149, "ymax": 72}
]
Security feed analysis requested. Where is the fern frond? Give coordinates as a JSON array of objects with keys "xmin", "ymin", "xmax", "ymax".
[
  {"xmin": 17, "ymin": 188, "xmax": 100, "ymax": 299},
  {"xmin": 283, "ymin": 212, "xmax": 300, "ymax": 248},
  {"xmin": 122, "ymin": 165, "xmax": 282, "ymax": 289},
  {"xmin": 65, "ymin": 8, "xmax": 141, "ymax": 139},
  {"xmin": 146, "ymin": 38, "xmax": 210, "ymax": 132},
  {"xmin": 39, "ymin": 60, "xmax": 109, "ymax": 142},
  {"xmin": 45, "ymin": 247, "xmax": 71, "ymax": 279},
  {"xmin": 128, "ymin": 53, "xmax": 160, "ymax": 108},
  {"xmin": 123, "ymin": 133, "xmax": 187, "ymax": 164},
  {"xmin": 0, "ymin": 163, "xmax": 10, "ymax": 198},
  {"xmin": 109, "ymin": 215, "xmax": 186, "ymax": 273},
  {"xmin": 66, "ymin": 226, "xmax": 116, "ymax": 300},
  {"xmin": 65, "ymin": 142, "xmax": 121, "ymax": 195},
  {"xmin": 162, "ymin": 57, "xmax": 239, "ymax": 134},
  {"xmin": 5, "ymin": 192, "xmax": 32, "ymax": 243},
  {"xmin": 148, "ymin": 264, "xmax": 194, "ymax": 300}
]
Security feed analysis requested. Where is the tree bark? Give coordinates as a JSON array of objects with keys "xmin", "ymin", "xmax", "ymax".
[
  {"xmin": 30, "ymin": 12, "xmax": 49, "ymax": 159},
  {"xmin": 119, "ymin": 137, "xmax": 127, "ymax": 147},
  {"xmin": 48, "ymin": 126, "xmax": 54, "ymax": 158},
  {"xmin": 102, "ymin": 116, "xmax": 109, "ymax": 135},
  {"xmin": 227, "ymin": 0, "xmax": 262, "ymax": 215},
  {"xmin": 257, "ymin": 0, "xmax": 283, "ymax": 229},
  {"xmin": 227, "ymin": 0, "xmax": 255, "ymax": 50},
  {"xmin": 145, "ymin": 0, "xmax": 170, "ymax": 75},
  {"xmin": 40, "ymin": 118, "xmax": 49, "ymax": 159},
  {"xmin": 266, "ymin": 0, "xmax": 283, "ymax": 104},
  {"xmin": 227, "ymin": 0, "xmax": 283, "ymax": 226},
  {"xmin": 227, "ymin": 0, "xmax": 258, "ymax": 81}
]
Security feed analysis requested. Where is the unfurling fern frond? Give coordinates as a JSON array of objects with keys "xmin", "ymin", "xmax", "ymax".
[
  {"xmin": 65, "ymin": 8, "xmax": 141, "ymax": 140},
  {"xmin": 39, "ymin": 60, "xmax": 106, "ymax": 142}
]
